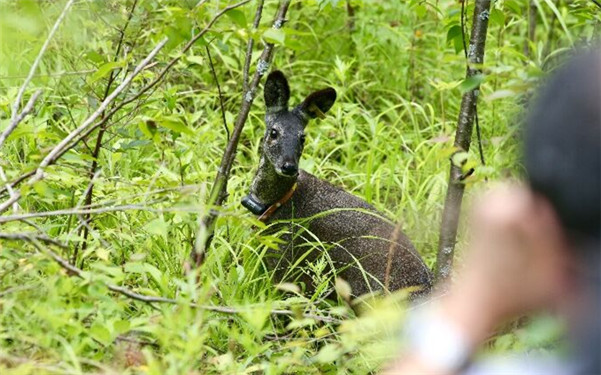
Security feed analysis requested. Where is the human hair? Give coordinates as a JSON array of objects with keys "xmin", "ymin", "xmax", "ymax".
[{"xmin": 524, "ymin": 48, "xmax": 601, "ymax": 246}]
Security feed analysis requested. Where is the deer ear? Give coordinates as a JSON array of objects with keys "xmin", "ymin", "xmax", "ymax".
[
  {"xmin": 264, "ymin": 71, "xmax": 290, "ymax": 113},
  {"xmin": 296, "ymin": 88, "xmax": 337, "ymax": 120}
]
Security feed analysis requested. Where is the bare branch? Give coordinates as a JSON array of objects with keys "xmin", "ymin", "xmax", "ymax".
[
  {"xmin": 0, "ymin": 232, "xmax": 69, "ymax": 249},
  {"xmin": 0, "ymin": 285, "xmax": 37, "ymax": 298},
  {"xmin": 9, "ymin": 0, "xmax": 74, "ymax": 124},
  {"xmin": 205, "ymin": 45, "xmax": 229, "ymax": 141},
  {"xmin": 0, "ymin": 165, "xmax": 19, "ymax": 213},
  {"xmin": 35, "ymin": 39, "xmax": 167, "ymax": 177},
  {"xmin": 243, "ymin": 0, "xmax": 265, "ymax": 92},
  {"xmin": 0, "ymin": 90, "xmax": 42, "ymax": 149},
  {"xmin": 0, "ymin": 89, "xmax": 42, "ymax": 213},
  {"xmin": 0, "ymin": 203, "xmax": 189, "ymax": 224}
]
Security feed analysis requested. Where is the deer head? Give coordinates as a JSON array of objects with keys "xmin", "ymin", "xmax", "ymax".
[{"xmin": 242, "ymin": 71, "xmax": 337, "ymax": 215}]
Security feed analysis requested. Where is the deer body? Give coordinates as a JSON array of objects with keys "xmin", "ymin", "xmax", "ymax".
[{"xmin": 242, "ymin": 71, "xmax": 432, "ymax": 297}]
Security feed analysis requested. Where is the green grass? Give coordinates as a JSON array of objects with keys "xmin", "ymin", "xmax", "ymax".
[{"xmin": 0, "ymin": 0, "xmax": 598, "ymax": 373}]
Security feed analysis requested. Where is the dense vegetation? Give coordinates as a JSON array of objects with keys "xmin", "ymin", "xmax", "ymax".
[{"xmin": 0, "ymin": 0, "xmax": 598, "ymax": 373}]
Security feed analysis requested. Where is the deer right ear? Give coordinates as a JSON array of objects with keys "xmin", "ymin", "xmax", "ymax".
[
  {"xmin": 264, "ymin": 71, "xmax": 290, "ymax": 114},
  {"xmin": 296, "ymin": 87, "xmax": 337, "ymax": 120}
]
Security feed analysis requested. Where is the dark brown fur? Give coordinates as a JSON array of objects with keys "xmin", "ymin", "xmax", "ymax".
[{"xmin": 264, "ymin": 171, "xmax": 432, "ymax": 297}]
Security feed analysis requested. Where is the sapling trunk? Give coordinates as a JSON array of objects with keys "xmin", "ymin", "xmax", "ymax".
[{"xmin": 436, "ymin": 0, "xmax": 492, "ymax": 283}]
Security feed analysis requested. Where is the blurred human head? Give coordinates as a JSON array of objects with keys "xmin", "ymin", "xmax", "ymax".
[
  {"xmin": 524, "ymin": 48, "xmax": 600, "ymax": 373},
  {"xmin": 524, "ymin": 48, "xmax": 600, "ymax": 252}
]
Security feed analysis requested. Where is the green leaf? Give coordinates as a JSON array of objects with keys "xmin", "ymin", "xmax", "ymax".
[
  {"xmin": 144, "ymin": 218, "xmax": 168, "ymax": 238},
  {"xmin": 504, "ymin": 0, "xmax": 521, "ymax": 14},
  {"xmin": 186, "ymin": 55, "xmax": 204, "ymax": 65},
  {"xmin": 90, "ymin": 323, "xmax": 112, "ymax": 345},
  {"xmin": 33, "ymin": 181, "xmax": 52, "ymax": 198},
  {"xmin": 315, "ymin": 344, "xmax": 343, "ymax": 363},
  {"xmin": 90, "ymin": 61, "xmax": 124, "ymax": 83},
  {"xmin": 241, "ymin": 306, "xmax": 271, "ymax": 332},
  {"xmin": 157, "ymin": 117, "xmax": 195, "ymax": 136},
  {"xmin": 113, "ymin": 320, "xmax": 131, "ymax": 335},
  {"xmin": 458, "ymin": 74, "xmax": 484, "ymax": 93},
  {"xmin": 84, "ymin": 50, "xmax": 104, "ymax": 64},
  {"xmin": 489, "ymin": 9, "xmax": 505, "ymax": 26},
  {"xmin": 226, "ymin": 9, "xmax": 246, "ymax": 28},
  {"xmin": 139, "ymin": 120, "xmax": 158, "ymax": 139},
  {"xmin": 275, "ymin": 283, "xmax": 300, "ymax": 294},
  {"xmin": 414, "ymin": 4, "xmax": 427, "ymax": 18},
  {"xmin": 541, "ymin": 0, "xmax": 573, "ymax": 44},
  {"xmin": 446, "ymin": 25, "xmax": 462, "ymax": 43},
  {"xmin": 262, "ymin": 28, "xmax": 285, "ymax": 45},
  {"xmin": 485, "ymin": 89, "xmax": 515, "ymax": 101},
  {"xmin": 451, "ymin": 151, "xmax": 469, "ymax": 168}
]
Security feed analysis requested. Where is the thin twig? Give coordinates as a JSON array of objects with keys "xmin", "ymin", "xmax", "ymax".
[
  {"xmin": 0, "ymin": 166, "xmax": 20, "ymax": 213},
  {"xmin": 1, "ymin": 90, "xmax": 43, "ymax": 149},
  {"xmin": 0, "ymin": 69, "xmax": 95, "ymax": 80},
  {"xmin": 0, "ymin": 285, "xmax": 37, "ymax": 298},
  {"xmin": 0, "ymin": 90, "xmax": 42, "ymax": 212},
  {"xmin": 0, "ymin": 232, "xmax": 69, "ymax": 248},
  {"xmin": 9, "ymin": 0, "xmax": 74, "ymax": 124},
  {"xmin": 0, "ymin": 204, "xmax": 174, "ymax": 224},
  {"xmin": 195, "ymin": 0, "xmax": 209, "ymax": 8},
  {"xmin": 205, "ymin": 45, "xmax": 230, "ymax": 141},
  {"xmin": 243, "ymin": 0, "xmax": 265, "ymax": 92}
]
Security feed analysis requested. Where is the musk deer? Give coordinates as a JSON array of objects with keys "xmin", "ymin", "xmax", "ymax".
[{"xmin": 242, "ymin": 71, "xmax": 432, "ymax": 298}]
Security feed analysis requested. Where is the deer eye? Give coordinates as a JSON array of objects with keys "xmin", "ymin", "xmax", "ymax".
[
  {"xmin": 300, "ymin": 134, "xmax": 306, "ymax": 144},
  {"xmin": 269, "ymin": 128, "xmax": 278, "ymax": 139}
]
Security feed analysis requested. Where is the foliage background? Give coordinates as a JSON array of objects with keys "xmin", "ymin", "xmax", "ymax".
[{"xmin": 0, "ymin": 0, "xmax": 598, "ymax": 373}]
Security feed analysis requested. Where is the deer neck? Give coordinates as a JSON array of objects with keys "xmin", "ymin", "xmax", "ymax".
[{"xmin": 249, "ymin": 156, "xmax": 297, "ymax": 206}]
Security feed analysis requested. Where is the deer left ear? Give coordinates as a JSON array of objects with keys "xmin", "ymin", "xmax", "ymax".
[
  {"xmin": 264, "ymin": 70, "xmax": 290, "ymax": 114},
  {"xmin": 296, "ymin": 87, "xmax": 337, "ymax": 120}
]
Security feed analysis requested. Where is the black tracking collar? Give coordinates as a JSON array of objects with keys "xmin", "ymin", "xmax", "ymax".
[{"xmin": 241, "ymin": 194, "xmax": 268, "ymax": 216}]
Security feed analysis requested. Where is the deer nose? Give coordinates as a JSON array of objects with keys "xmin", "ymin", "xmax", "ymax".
[{"xmin": 281, "ymin": 162, "xmax": 298, "ymax": 176}]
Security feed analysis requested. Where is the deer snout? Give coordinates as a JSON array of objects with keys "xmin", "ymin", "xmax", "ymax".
[{"xmin": 281, "ymin": 162, "xmax": 298, "ymax": 176}]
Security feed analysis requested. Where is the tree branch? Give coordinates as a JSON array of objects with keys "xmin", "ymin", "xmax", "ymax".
[
  {"xmin": 243, "ymin": 0, "xmax": 265, "ymax": 93},
  {"xmin": 9, "ymin": 0, "xmax": 74, "ymax": 125},
  {"xmin": 0, "ymin": 90, "xmax": 43, "ymax": 213},
  {"xmin": 205, "ymin": 45, "xmax": 229, "ymax": 141},
  {"xmin": 0, "ymin": 90, "xmax": 43, "ymax": 149}
]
